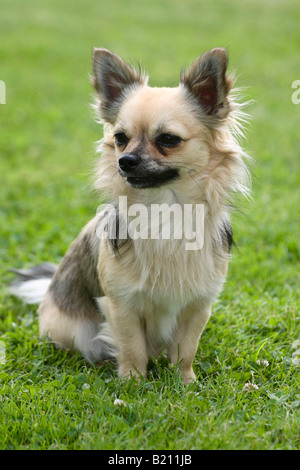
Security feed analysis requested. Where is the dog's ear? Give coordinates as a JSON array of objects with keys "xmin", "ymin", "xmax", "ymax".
[
  {"xmin": 180, "ymin": 48, "xmax": 233, "ymax": 119},
  {"xmin": 92, "ymin": 48, "xmax": 147, "ymax": 124}
]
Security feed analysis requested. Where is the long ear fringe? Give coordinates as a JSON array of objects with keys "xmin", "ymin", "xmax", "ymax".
[
  {"xmin": 205, "ymin": 82, "xmax": 253, "ymax": 207},
  {"xmin": 225, "ymin": 91, "xmax": 253, "ymax": 202},
  {"xmin": 227, "ymin": 80, "xmax": 254, "ymax": 141}
]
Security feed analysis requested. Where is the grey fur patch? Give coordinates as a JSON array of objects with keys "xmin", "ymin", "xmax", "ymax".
[
  {"xmin": 10, "ymin": 262, "xmax": 57, "ymax": 287},
  {"xmin": 49, "ymin": 216, "xmax": 104, "ymax": 320}
]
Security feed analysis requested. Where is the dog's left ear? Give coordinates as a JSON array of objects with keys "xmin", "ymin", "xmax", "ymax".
[
  {"xmin": 92, "ymin": 48, "xmax": 147, "ymax": 124},
  {"xmin": 180, "ymin": 48, "xmax": 233, "ymax": 119}
]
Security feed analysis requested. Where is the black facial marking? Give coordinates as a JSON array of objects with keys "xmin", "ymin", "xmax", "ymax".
[{"xmin": 126, "ymin": 166, "xmax": 180, "ymax": 189}]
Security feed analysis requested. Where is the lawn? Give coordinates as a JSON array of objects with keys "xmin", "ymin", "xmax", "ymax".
[{"xmin": 0, "ymin": 0, "xmax": 299, "ymax": 450}]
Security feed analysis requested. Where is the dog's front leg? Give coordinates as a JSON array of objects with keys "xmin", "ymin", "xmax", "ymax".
[
  {"xmin": 105, "ymin": 298, "xmax": 148, "ymax": 380},
  {"xmin": 168, "ymin": 301, "xmax": 211, "ymax": 384}
]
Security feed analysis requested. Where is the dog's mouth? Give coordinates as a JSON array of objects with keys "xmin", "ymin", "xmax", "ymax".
[
  {"xmin": 126, "ymin": 177, "xmax": 156, "ymax": 188},
  {"xmin": 125, "ymin": 169, "xmax": 180, "ymax": 189}
]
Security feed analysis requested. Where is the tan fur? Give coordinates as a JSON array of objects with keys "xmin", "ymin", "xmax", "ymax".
[
  {"xmin": 29, "ymin": 49, "xmax": 251, "ymax": 384},
  {"xmin": 39, "ymin": 292, "xmax": 79, "ymax": 349}
]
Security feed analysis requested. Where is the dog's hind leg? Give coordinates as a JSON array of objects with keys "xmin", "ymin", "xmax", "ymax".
[
  {"xmin": 10, "ymin": 214, "xmax": 116, "ymax": 363},
  {"xmin": 36, "ymin": 215, "xmax": 117, "ymax": 362},
  {"xmin": 38, "ymin": 291, "xmax": 115, "ymax": 362}
]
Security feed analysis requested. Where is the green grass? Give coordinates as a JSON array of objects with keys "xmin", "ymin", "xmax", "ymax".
[{"xmin": 0, "ymin": 0, "xmax": 299, "ymax": 450}]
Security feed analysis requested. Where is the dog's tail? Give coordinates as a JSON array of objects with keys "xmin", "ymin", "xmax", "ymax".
[{"xmin": 9, "ymin": 263, "xmax": 57, "ymax": 304}]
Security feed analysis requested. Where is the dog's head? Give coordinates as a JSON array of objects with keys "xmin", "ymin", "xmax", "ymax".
[{"xmin": 92, "ymin": 49, "xmax": 249, "ymax": 203}]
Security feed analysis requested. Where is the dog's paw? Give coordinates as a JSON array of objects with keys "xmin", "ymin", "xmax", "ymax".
[
  {"xmin": 118, "ymin": 364, "xmax": 146, "ymax": 382},
  {"xmin": 182, "ymin": 368, "xmax": 197, "ymax": 385}
]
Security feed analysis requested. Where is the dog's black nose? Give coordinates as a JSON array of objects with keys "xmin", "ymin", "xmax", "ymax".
[{"xmin": 118, "ymin": 154, "xmax": 140, "ymax": 173}]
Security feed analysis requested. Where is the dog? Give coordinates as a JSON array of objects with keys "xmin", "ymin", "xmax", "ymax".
[{"xmin": 10, "ymin": 48, "xmax": 251, "ymax": 384}]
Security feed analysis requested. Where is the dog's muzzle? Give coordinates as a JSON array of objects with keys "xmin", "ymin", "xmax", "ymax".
[
  {"xmin": 118, "ymin": 154, "xmax": 141, "ymax": 173},
  {"xmin": 118, "ymin": 154, "xmax": 179, "ymax": 189}
]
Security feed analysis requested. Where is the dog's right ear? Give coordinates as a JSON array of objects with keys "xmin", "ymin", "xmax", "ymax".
[{"xmin": 92, "ymin": 48, "xmax": 147, "ymax": 124}]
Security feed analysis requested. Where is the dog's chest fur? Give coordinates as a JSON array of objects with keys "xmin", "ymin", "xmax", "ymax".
[
  {"xmin": 98, "ymin": 210, "xmax": 228, "ymax": 349},
  {"xmin": 133, "ymin": 235, "xmax": 226, "ymax": 303}
]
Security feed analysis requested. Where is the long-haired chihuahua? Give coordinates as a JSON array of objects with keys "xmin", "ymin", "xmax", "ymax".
[{"xmin": 10, "ymin": 48, "xmax": 251, "ymax": 384}]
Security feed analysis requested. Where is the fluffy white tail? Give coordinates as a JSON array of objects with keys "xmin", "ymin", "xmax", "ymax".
[{"xmin": 9, "ymin": 263, "xmax": 57, "ymax": 305}]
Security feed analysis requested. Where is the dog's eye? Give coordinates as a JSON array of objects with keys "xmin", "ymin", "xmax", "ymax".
[
  {"xmin": 156, "ymin": 134, "xmax": 182, "ymax": 148},
  {"xmin": 114, "ymin": 132, "xmax": 129, "ymax": 147}
]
